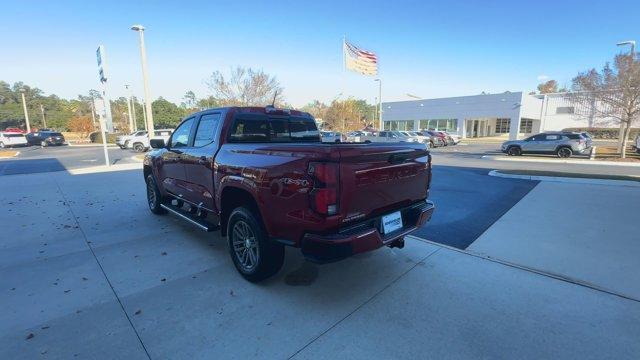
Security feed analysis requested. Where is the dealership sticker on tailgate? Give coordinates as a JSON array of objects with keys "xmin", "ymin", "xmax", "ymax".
[{"xmin": 381, "ymin": 211, "xmax": 403, "ymax": 234}]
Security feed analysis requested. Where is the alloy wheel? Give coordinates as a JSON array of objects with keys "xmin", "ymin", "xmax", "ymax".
[
  {"xmin": 558, "ymin": 148, "xmax": 572, "ymax": 158},
  {"xmin": 232, "ymin": 220, "xmax": 260, "ymax": 272},
  {"xmin": 146, "ymin": 179, "xmax": 157, "ymax": 209}
]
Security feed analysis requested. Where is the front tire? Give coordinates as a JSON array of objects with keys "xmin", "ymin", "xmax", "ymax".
[
  {"xmin": 145, "ymin": 174, "xmax": 166, "ymax": 215},
  {"xmin": 227, "ymin": 207, "xmax": 284, "ymax": 282},
  {"xmin": 557, "ymin": 147, "xmax": 572, "ymax": 158}
]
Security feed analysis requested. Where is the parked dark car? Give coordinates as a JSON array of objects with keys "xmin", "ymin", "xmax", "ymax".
[
  {"xmin": 26, "ymin": 131, "xmax": 66, "ymax": 146},
  {"xmin": 143, "ymin": 106, "xmax": 435, "ymax": 282}
]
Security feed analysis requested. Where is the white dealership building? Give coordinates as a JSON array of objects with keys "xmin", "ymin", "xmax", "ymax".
[{"xmin": 381, "ymin": 91, "xmax": 615, "ymax": 140}]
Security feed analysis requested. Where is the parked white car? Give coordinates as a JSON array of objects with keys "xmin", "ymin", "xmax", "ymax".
[
  {"xmin": 346, "ymin": 131, "xmax": 374, "ymax": 142},
  {"xmin": 116, "ymin": 130, "xmax": 147, "ymax": 149},
  {"xmin": 444, "ymin": 132, "xmax": 461, "ymax": 144},
  {"xmin": 400, "ymin": 131, "xmax": 431, "ymax": 147},
  {"xmin": 320, "ymin": 131, "xmax": 345, "ymax": 143},
  {"xmin": 128, "ymin": 129, "xmax": 173, "ymax": 152},
  {"xmin": 358, "ymin": 131, "xmax": 417, "ymax": 143},
  {"xmin": 0, "ymin": 132, "xmax": 28, "ymax": 148}
]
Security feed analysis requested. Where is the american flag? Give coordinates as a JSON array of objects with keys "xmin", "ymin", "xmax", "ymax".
[{"xmin": 343, "ymin": 39, "xmax": 378, "ymax": 76}]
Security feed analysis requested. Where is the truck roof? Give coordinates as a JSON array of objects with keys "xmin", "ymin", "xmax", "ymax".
[{"xmin": 193, "ymin": 106, "xmax": 312, "ymax": 118}]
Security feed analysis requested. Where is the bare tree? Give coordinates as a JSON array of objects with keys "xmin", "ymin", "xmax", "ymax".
[
  {"xmin": 205, "ymin": 67, "xmax": 284, "ymax": 106},
  {"xmin": 300, "ymin": 100, "xmax": 328, "ymax": 120},
  {"xmin": 568, "ymin": 53, "xmax": 640, "ymax": 158}
]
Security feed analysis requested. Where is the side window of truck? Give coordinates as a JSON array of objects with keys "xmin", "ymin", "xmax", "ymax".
[
  {"xmin": 289, "ymin": 117, "xmax": 320, "ymax": 142},
  {"xmin": 229, "ymin": 116, "xmax": 269, "ymax": 142},
  {"xmin": 194, "ymin": 113, "xmax": 222, "ymax": 147},
  {"xmin": 170, "ymin": 117, "xmax": 195, "ymax": 148}
]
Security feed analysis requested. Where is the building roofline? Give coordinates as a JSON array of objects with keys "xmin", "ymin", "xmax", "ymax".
[{"xmin": 382, "ymin": 91, "xmax": 523, "ymax": 105}]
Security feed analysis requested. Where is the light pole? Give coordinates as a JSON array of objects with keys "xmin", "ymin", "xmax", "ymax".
[
  {"xmin": 19, "ymin": 89, "xmax": 31, "ymax": 133},
  {"xmin": 131, "ymin": 24, "xmax": 154, "ymax": 131},
  {"xmin": 40, "ymin": 104, "xmax": 47, "ymax": 128},
  {"xmin": 124, "ymin": 84, "xmax": 134, "ymax": 132},
  {"xmin": 141, "ymin": 98, "xmax": 148, "ymax": 131},
  {"xmin": 617, "ymin": 40, "xmax": 636, "ymax": 59},
  {"xmin": 127, "ymin": 86, "xmax": 138, "ymax": 131},
  {"xmin": 374, "ymin": 79, "xmax": 382, "ymax": 130}
]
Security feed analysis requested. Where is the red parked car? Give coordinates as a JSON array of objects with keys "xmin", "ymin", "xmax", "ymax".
[
  {"xmin": 4, "ymin": 127, "xmax": 25, "ymax": 134},
  {"xmin": 144, "ymin": 106, "xmax": 435, "ymax": 281}
]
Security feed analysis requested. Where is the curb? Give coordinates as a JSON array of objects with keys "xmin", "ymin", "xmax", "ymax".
[
  {"xmin": 0, "ymin": 150, "xmax": 20, "ymax": 159},
  {"xmin": 488, "ymin": 170, "xmax": 640, "ymax": 187},
  {"xmin": 482, "ymin": 154, "xmax": 640, "ymax": 167}
]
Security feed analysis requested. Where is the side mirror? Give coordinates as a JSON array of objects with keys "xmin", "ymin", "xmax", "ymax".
[{"xmin": 150, "ymin": 138, "xmax": 166, "ymax": 149}]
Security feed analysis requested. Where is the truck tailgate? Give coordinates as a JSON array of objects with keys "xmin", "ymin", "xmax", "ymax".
[{"xmin": 337, "ymin": 143, "xmax": 431, "ymax": 225}]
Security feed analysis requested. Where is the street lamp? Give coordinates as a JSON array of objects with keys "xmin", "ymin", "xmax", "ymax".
[
  {"xmin": 131, "ymin": 24, "xmax": 154, "ymax": 131},
  {"xmin": 19, "ymin": 89, "xmax": 31, "ymax": 133},
  {"xmin": 374, "ymin": 79, "xmax": 382, "ymax": 130},
  {"xmin": 617, "ymin": 40, "xmax": 636, "ymax": 59},
  {"xmin": 124, "ymin": 84, "xmax": 134, "ymax": 132}
]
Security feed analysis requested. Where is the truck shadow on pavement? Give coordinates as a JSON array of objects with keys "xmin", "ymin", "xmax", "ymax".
[{"xmin": 411, "ymin": 165, "xmax": 539, "ymax": 249}]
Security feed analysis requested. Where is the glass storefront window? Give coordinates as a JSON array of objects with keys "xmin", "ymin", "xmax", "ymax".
[
  {"xmin": 495, "ymin": 118, "xmax": 510, "ymax": 133},
  {"xmin": 384, "ymin": 120, "xmax": 414, "ymax": 131},
  {"xmin": 419, "ymin": 119, "xmax": 457, "ymax": 132}
]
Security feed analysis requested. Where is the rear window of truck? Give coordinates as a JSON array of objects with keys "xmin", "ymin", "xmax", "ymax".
[{"xmin": 229, "ymin": 115, "xmax": 320, "ymax": 143}]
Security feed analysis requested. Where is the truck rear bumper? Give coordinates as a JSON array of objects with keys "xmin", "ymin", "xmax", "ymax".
[{"xmin": 301, "ymin": 200, "xmax": 435, "ymax": 263}]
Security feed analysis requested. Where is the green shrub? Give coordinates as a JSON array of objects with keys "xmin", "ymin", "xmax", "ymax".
[
  {"xmin": 561, "ymin": 127, "xmax": 640, "ymax": 140},
  {"xmin": 89, "ymin": 132, "xmax": 122, "ymax": 144}
]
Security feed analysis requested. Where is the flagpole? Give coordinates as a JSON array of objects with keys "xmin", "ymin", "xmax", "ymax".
[{"xmin": 342, "ymin": 35, "xmax": 346, "ymax": 72}]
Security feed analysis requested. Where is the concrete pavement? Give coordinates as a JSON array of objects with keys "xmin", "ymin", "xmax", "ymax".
[
  {"xmin": 1, "ymin": 169, "xmax": 639, "ymax": 359},
  {"xmin": 469, "ymin": 181, "xmax": 640, "ymax": 300}
]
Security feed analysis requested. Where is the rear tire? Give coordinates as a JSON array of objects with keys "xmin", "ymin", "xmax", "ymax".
[
  {"xmin": 507, "ymin": 146, "xmax": 522, "ymax": 156},
  {"xmin": 133, "ymin": 143, "xmax": 145, "ymax": 152},
  {"xmin": 227, "ymin": 207, "xmax": 284, "ymax": 282},
  {"xmin": 557, "ymin": 147, "xmax": 572, "ymax": 158},
  {"xmin": 145, "ymin": 174, "xmax": 167, "ymax": 215}
]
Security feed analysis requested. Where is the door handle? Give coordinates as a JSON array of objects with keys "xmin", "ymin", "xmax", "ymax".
[{"xmin": 197, "ymin": 156, "xmax": 207, "ymax": 165}]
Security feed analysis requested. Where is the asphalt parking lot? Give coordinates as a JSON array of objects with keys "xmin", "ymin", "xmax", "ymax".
[
  {"xmin": 0, "ymin": 145, "xmax": 137, "ymax": 175},
  {"xmin": 1, "ymin": 142, "xmax": 639, "ymax": 359}
]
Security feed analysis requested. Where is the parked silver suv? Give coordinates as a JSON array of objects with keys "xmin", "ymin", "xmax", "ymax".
[{"xmin": 501, "ymin": 132, "xmax": 588, "ymax": 158}]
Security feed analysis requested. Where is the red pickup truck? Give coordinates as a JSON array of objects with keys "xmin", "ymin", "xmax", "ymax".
[{"xmin": 143, "ymin": 106, "xmax": 435, "ymax": 281}]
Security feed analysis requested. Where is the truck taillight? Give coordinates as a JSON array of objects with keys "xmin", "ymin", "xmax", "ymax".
[{"xmin": 308, "ymin": 162, "xmax": 339, "ymax": 216}]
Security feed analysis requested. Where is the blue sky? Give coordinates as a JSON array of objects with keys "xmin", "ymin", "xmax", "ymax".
[{"xmin": 1, "ymin": 0, "xmax": 639, "ymax": 107}]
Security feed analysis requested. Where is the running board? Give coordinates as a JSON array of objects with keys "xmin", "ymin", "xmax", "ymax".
[{"xmin": 160, "ymin": 203, "xmax": 219, "ymax": 232}]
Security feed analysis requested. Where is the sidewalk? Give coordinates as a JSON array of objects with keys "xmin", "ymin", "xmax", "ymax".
[
  {"xmin": 1, "ymin": 169, "xmax": 638, "ymax": 359},
  {"xmin": 469, "ymin": 181, "xmax": 640, "ymax": 299}
]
